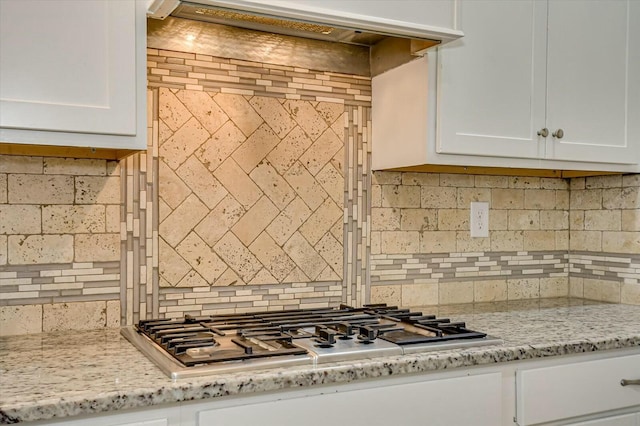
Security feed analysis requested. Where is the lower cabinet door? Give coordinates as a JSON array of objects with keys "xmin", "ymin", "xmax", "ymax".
[
  {"xmin": 568, "ymin": 413, "xmax": 639, "ymax": 426},
  {"xmin": 198, "ymin": 372, "xmax": 502, "ymax": 426}
]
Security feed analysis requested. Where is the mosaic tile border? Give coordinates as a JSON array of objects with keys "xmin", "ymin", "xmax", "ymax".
[
  {"xmin": 569, "ymin": 251, "xmax": 640, "ymax": 285},
  {"xmin": 0, "ymin": 261, "xmax": 120, "ymax": 306}
]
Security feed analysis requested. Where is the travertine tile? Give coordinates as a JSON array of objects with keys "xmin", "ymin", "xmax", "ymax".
[
  {"xmin": 509, "ymin": 176, "xmax": 540, "ymax": 189},
  {"xmin": 159, "ymin": 161, "xmax": 191, "ymax": 209},
  {"xmin": 0, "ymin": 235, "xmax": 7, "ymax": 265},
  {"xmin": 602, "ymin": 231, "xmax": 640, "ymax": 253},
  {"xmin": 176, "ymin": 232, "xmax": 227, "ymax": 282},
  {"xmin": 267, "ymin": 196, "xmax": 312, "ymax": 246},
  {"xmin": 490, "ymin": 231, "xmax": 524, "ymax": 251},
  {"xmin": 622, "ymin": 174, "xmax": 640, "ymax": 187},
  {"xmin": 555, "ymin": 190, "xmax": 570, "ymax": 210},
  {"xmin": 555, "ymin": 230, "xmax": 569, "ymax": 250},
  {"xmin": 569, "ymin": 211, "xmax": 585, "ymax": 230},
  {"xmin": 569, "ymin": 277, "xmax": 584, "ymax": 298},
  {"xmin": 106, "ymin": 300, "xmax": 121, "ymax": 327},
  {"xmin": 283, "ymin": 232, "xmax": 327, "ymax": 280},
  {"xmin": 370, "ymin": 285, "xmax": 401, "ymax": 306},
  {"xmin": 315, "ymin": 102, "xmax": 344, "ymax": 127},
  {"xmin": 159, "ymin": 194, "xmax": 209, "ymax": 247},
  {"xmin": 457, "ymin": 188, "xmax": 490, "ymax": 208},
  {"xmin": 0, "ymin": 173, "xmax": 6, "ymax": 203},
  {"xmin": 381, "ymin": 185, "xmax": 420, "ymax": 208},
  {"xmin": 421, "ymin": 187, "xmax": 456, "ymax": 208},
  {"xmin": 475, "ymin": 175, "xmax": 509, "ymax": 188},
  {"xmin": 0, "ymin": 305, "xmax": 42, "ymax": 336},
  {"xmin": 621, "ymin": 210, "xmax": 640, "ymax": 231},
  {"xmin": 570, "ymin": 189, "xmax": 602, "ymax": 210},
  {"xmin": 583, "ymin": 279, "xmax": 621, "ymax": 303},
  {"xmin": 75, "ymin": 233, "xmax": 120, "ymax": 262},
  {"xmin": 213, "ymin": 93, "xmax": 262, "ymax": 137},
  {"xmin": 315, "ymin": 233, "xmax": 342, "ymax": 277},
  {"xmin": 214, "ymin": 232, "xmax": 262, "ymax": 282},
  {"xmin": 158, "ymin": 87, "xmax": 191, "ymax": 131},
  {"xmin": 370, "ymin": 184, "xmax": 381, "ymax": 208},
  {"xmin": 177, "ymin": 269, "xmax": 210, "ymax": 287},
  {"xmin": 8, "ymin": 175, "xmax": 74, "ymax": 204},
  {"xmin": 249, "ymin": 161, "xmax": 295, "ymax": 209},
  {"xmin": 621, "ymin": 282, "xmax": 640, "ymax": 305},
  {"xmin": 213, "ymin": 267, "xmax": 244, "ymax": 287},
  {"xmin": 267, "ymin": 126, "xmax": 313, "ymax": 175},
  {"xmin": 232, "ymin": 124, "xmax": 281, "ymax": 173},
  {"xmin": 372, "ymin": 171, "xmax": 401, "ymax": 185},
  {"xmin": 284, "ymin": 100, "xmax": 327, "ymax": 141},
  {"xmin": 419, "ymin": 231, "xmax": 456, "ymax": 253},
  {"xmin": 299, "ymin": 128, "xmax": 343, "ymax": 176},
  {"xmin": 159, "ymin": 238, "xmax": 191, "ymax": 286},
  {"xmin": 491, "ymin": 189, "xmax": 524, "ymax": 209},
  {"xmin": 402, "ymin": 283, "xmax": 438, "ymax": 306},
  {"xmin": 196, "ymin": 121, "xmax": 246, "ymax": 172},
  {"xmin": 0, "ymin": 205, "xmax": 41, "ymax": 234},
  {"xmin": 195, "ymin": 195, "xmax": 244, "ymax": 246},
  {"xmin": 401, "ymin": 172, "xmax": 439, "ymax": 187},
  {"xmin": 585, "ymin": 175, "xmax": 622, "ymax": 189},
  {"xmin": 584, "ymin": 210, "xmax": 621, "ymax": 231},
  {"xmin": 440, "ymin": 174, "xmax": 473, "ymax": 188},
  {"xmin": 249, "ymin": 96, "xmax": 297, "ymax": 138},
  {"xmin": 176, "ymin": 90, "xmax": 227, "ymax": 134},
  {"xmin": 540, "ymin": 277, "xmax": 569, "ymax": 298},
  {"xmin": 523, "ymin": 230, "xmax": 556, "ymax": 251},
  {"xmin": 570, "ymin": 177, "xmax": 586, "ymax": 190},
  {"xmin": 105, "ymin": 205, "xmax": 120, "ymax": 233},
  {"xmin": 176, "ymin": 156, "xmax": 227, "ymax": 209},
  {"xmin": 540, "ymin": 211, "xmax": 569, "ymax": 230},
  {"xmin": 213, "ymin": 158, "xmax": 262, "ymax": 208},
  {"xmin": 232, "ymin": 196, "xmax": 279, "ymax": 246},
  {"xmin": 540, "ymin": 178, "xmax": 568, "ymax": 190},
  {"xmin": 570, "ymin": 231, "xmax": 602, "ymax": 251},
  {"xmin": 42, "ymin": 205, "xmax": 105, "ymax": 234},
  {"xmin": 380, "ymin": 231, "xmax": 419, "ymax": 254},
  {"xmin": 371, "ymin": 208, "xmax": 400, "ymax": 231},
  {"xmin": 43, "ymin": 301, "xmax": 106, "ymax": 332},
  {"xmin": 299, "ymin": 197, "xmax": 341, "ymax": 245},
  {"xmin": 284, "ymin": 162, "xmax": 328, "ymax": 210},
  {"xmin": 75, "ymin": 176, "xmax": 120, "ymax": 204},
  {"xmin": 316, "ymin": 163, "xmax": 344, "ymax": 206},
  {"xmin": 474, "ymin": 279, "xmax": 507, "ymax": 302},
  {"xmin": 370, "ymin": 231, "xmax": 381, "ymax": 254},
  {"xmin": 249, "ymin": 268, "xmax": 278, "ymax": 285},
  {"xmin": 43, "ymin": 158, "xmax": 106, "ymax": 176},
  {"xmin": 160, "ymin": 117, "xmax": 210, "ymax": 170},
  {"xmin": 8, "ymin": 235, "xmax": 73, "ymax": 264},
  {"xmin": 489, "ymin": 210, "xmax": 508, "ymax": 230},
  {"xmin": 438, "ymin": 209, "xmax": 469, "ymax": 230},
  {"xmin": 508, "ymin": 210, "xmax": 539, "ymax": 230},
  {"xmin": 456, "ymin": 231, "xmax": 490, "ymax": 252},
  {"xmin": 0, "ymin": 155, "xmax": 43, "ymax": 173},
  {"xmin": 249, "ymin": 232, "xmax": 296, "ymax": 281},
  {"xmin": 439, "ymin": 281, "xmax": 473, "ymax": 304},
  {"xmin": 507, "ymin": 278, "xmax": 540, "ymax": 300},
  {"xmin": 524, "ymin": 189, "xmax": 556, "ymax": 210}
]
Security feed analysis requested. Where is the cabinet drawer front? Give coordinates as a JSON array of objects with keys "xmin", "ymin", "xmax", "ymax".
[{"xmin": 517, "ymin": 354, "xmax": 640, "ymax": 425}]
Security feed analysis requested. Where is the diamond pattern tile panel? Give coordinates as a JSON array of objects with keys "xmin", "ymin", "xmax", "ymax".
[{"xmin": 158, "ymin": 88, "xmax": 344, "ymax": 287}]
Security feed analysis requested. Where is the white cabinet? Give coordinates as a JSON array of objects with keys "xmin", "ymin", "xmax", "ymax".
[
  {"xmin": 0, "ymin": 0, "xmax": 147, "ymax": 152},
  {"xmin": 568, "ymin": 413, "xmax": 640, "ymax": 426}
]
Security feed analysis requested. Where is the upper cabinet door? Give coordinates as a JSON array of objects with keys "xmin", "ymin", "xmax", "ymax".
[
  {"xmin": 436, "ymin": 0, "xmax": 547, "ymax": 159},
  {"xmin": 546, "ymin": 0, "xmax": 640, "ymax": 165},
  {"xmin": 0, "ymin": 0, "xmax": 136, "ymax": 136}
]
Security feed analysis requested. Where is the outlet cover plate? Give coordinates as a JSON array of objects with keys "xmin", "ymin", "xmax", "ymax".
[{"xmin": 470, "ymin": 202, "xmax": 489, "ymax": 238}]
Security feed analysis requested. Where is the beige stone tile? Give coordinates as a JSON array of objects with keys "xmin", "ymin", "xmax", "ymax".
[
  {"xmin": 159, "ymin": 87, "xmax": 191, "ymax": 131},
  {"xmin": 42, "ymin": 158, "xmax": 106, "ymax": 176},
  {"xmin": 267, "ymin": 196, "xmax": 312, "ymax": 246},
  {"xmin": 381, "ymin": 185, "xmax": 420, "ymax": 208},
  {"xmin": 570, "ymin": 177, "xmax": 586, "ymax": 190},
  {"xmin": 158, "ymin": 198, "xmax": 172, "ymax": 224},
  {"xmin": 106, "ymin": 205, "xmax": 120, "ymax": 233},
  {"xmin": 159, "ymin": 160, "xmax": 191, "ymax": 209},
  {"xmin": 196, "ymin": 121, "xmax": 247, "ymax": 172},
  {"xmin": 438, "ymin": 209, "xmax": 470, "ymax": 231},
  {"xmin": 249, "ymin": 232, "xmax": 296, "ymax": 281},
  {"xmin": 508, "ymin": 210, "xmax": 539, "ymax": 230},
  {"xmin": 195, "ymin": 195, "xmax": 245, "ymax": 246},
  {"xmin": 602, "ymin": 231, "xmax": 640, "ymax": 253},
  {"xmin": 370, "ymin": 285, "xmax": 401, "ymax": 306},
  {"xmin": 622, "ymin": 174, "xmax": 640, "ymax": 187},
  {"xmin": 75, "ymin": 176, "xmax": 120, "ymax": 204},
  {"xmin": 489, "ymin": 210, "xmax": 508, "ymax": 230},
  {"xmin": 159, "ymin": 238, "xmax": 191, "ymax": 285},
  {"xmin": 523, "ymin": 230, "xmax": 556, "ymax": 251},
  {"xmin": 371, "ymin": 207, "xmax": 400, "ymax": 231},
  {"xmin": 456, "ymin": 231, "xmax": 490, "ymax": 252},
  {"xmin": 475, "ymin": 175, "xmax": 509, "ymax": 188},
  {"xmin": 249, "ymin": 96, "xmax": 297, "ymax": 138},
  {"xmin": 570, "ymin": 230, "xmax": 602, "ymax": 251},
  {"xmin": 474, "ymin": 280, "xmax": 507, "ymax": 302},
  {"xmin": 158, "ymin": 120, "xmax": 174, "ymax": 146},
  {"xmin": 372, "ymin": 172, "xmax": 401, "ymax": 185},
  {"xmin": 284, "ymin": 162, "xmax": 328, "ymax": 210},
  {"xmin": 555, "ymin": 190, "xmax": 570, "ymax": 210},
  {"xmin": 329, "ymin": 112, "xmax": 347, "ymax": 143},
  {"xmin": 8, "ymin": 175, "xmax": 74, "ymax": 204},
  {"xmin": 214, "ymin": 158, "xmax": 262, "ymax": 208},
  {"xmin": 160, "ymin": 117, "xmax": 210, "ymax": 170},
  {"xmin": 555, "ymin": 230, "xmax": 569, "ymax": 250},
  {"xmin": 0, "ymin": 205, "xmax": 41, "ymax": 234},
  {"xmin": 583, "ymin": 279, "xmax": 621, "ymax": 303},
  {"xmin": 540, "ymin": 211, "xmax": 568, "ymax": 230},
  {"xmin": 490, "ymin": 231, "xmax": 524, "ymax": 251},
  {"xmin": 540, "ymin": 178, "xmax": 568, "ymax": 190},
  {"xmin": 249, "ymin": 161, "xmax": 295, "ymax": 209},
  {"xmin": 42, "ymin": 205, "xmax": 104, "ymax": 234},
  {"xmin": 43, "ymin": 301, "xmax": 107, "ymax": 332},
  {"xmin": 621, "ymin": 282, "xmax": 640, "ymax": 305},
  {"xmin": 400, "ymin": 209, "xmax": 437, "ymax": 231},
  {"xmin": 8, "ymin": 235, "xmax": 73, "ymax": 264},
  {"xmin": 284, "ymin": 100, "xmax": 328, "ymax": 141},
  {"xmin": 299, "ymin": 198, "xmax": 341, "ymax": 245},
  {"xmin": 457, "ymin": 188, "xmax": 491, "ymax": 208},
  {"xmin": 491, "ymin": 188, "xmax": 524, "ymax": 209},
  {"xmin": 249, "ymin": 268, "xmax": 278, "ymax": 285},
  {"xmin": 569, "ymin": 277, "xmax": 584, "ymax": 298},
  {"xmin": 570, "ymin": 211, "xmax": 585, "ymax": 230},
  {"xmin": 402, "ymin": 283, "xmax": 438, "ymax": 306},
  {"xmin": 584, "ymin": 210, "xmax": 621, "ymax": 231},
  {"xmin": 283, "ymin": 267, "xmax": 310, "ymax": 283},
  {"xmin": 315, "ymin": 233, "xmax": 342, "ymax": 277},
  {"xmin": 232, "ymin": 196, "xmax": 279, "ymax": 246},
  {"xmin": 585, "ymin": 175, "xmax": 622, "ymax": 189},
  {"xmin": 621, "ymin": 210, "xmax": 640, "ymax": 231},
  {"xmin": 106, "ymin": 300, "xmax": 120, "ymax": 327},
  {"xmin": 232, "ymin": 124, "xmax": 281, "ymax": 173},
  {"xmin": 0, "ymin": 173, "xmax": 6, "ymax": 203},
  {"xmin": 283, "ymin": 232, "xmax": 327, "ymax": 280},
  {"xmin": 176, "ymin": 156, "xmax": 227, "ymax": 209},
  {"xmin": 300, "ymin": 128, "xmax": 343, "ymax": 176},
  {"xmin": 0, "ymin": 235, "xmax": 7, "ymax": 265},
  {"xmin": 419, "ymin": 231, "xmax": 456, "ymax": 253},
  {"xmin": 212, "ymin": 267, "xmax": 244, "ymax": 287},
  {"xmin": 160, "ymin": 193, "xmax": 209, "ymax": 247},
  {"xmin": 316, "ymin": 102, "xmax": 344, "ymax": 126},
  {"xmin": 75, "ymin": 233, "xmax": 119, "ymax": 262},
  {"xmin": 212, "ymin": 93, "xmax": 263, "ymax": 137},
  {"xmin": 509, "ymin": 176, "xmax": 540, "ymax": 189},
  {"xmin": 0, "ymin": 305, "xmax": 42, "ymax": 336},
  {"xmin": 371, "ymin": 184, "xmax": 382, "ymax": 208},
  {"xmin": 421, "ymin": 187, "xmax": 456, "ymax": 208},
  {"xmin": 214, "ymin": 232, "xmax": 262, "ymax": 281},
  {"xmin": 329, "ymin": 217, "xmax": 343, "ymax": 243},
  {"xmin": 570, "ymin": 189, "xmax": 602, "ymax": 210},
  {"xmin": 507, "ymin": 278, "xmax": 540, "ymax": 300},
  {"xmin": 439, "ymin": 281, "xmax": 474, "ymax": 304},
  {"xmin": 0, "ymin": 155, "xmax": 43, "ymax": 173},
  {"xmin": 440, "ymin": 174, "xmax": 473, "ymax": 187},
  {"xmin": 316, "ymin": 163, "xmax": 344, "ymax": 206},
  {"xmin": 176, "ymin": 90, "xmax": 227, "ymax": 134},
  {"xmin": 401, "ymin": 173, "xmax": 439, "ymax": 187},
  {"xmin": 524, "ymin": 189, "xmax": 556, "ymax": 210},
  {"xmin": 540, "ymin": 277, "xmax": 569, "ymax": 298},
  {"xmin": 267, "ymin": 126, "xmax": 313, "ymax": 175},
  {"xmin": 603, "ymin": 187, "xmax": 640, "ymax": 210},
  {"xmin": 380, "ymin": 231, "xmax": 419, "ymax": 254},
  {"xmin": 370, "ymin": 231, "xmax": 381, "ymax": 254},
  {"xmin": 177, "ymin": 232, "xmax": 227, "ymax": 282},
  {"xmin": 106, "ymin": 161, "xmax": 120, "ymax": 177}
]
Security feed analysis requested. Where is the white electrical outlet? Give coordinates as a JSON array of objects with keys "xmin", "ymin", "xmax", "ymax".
[{"xmin": 470, "ymin": 202, "xmax": 489, "ymax": 238}]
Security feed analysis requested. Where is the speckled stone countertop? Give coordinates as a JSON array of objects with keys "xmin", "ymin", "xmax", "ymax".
[{"xmin": 2, "ymin": 298, "xmax": 640, "ymax": 424}]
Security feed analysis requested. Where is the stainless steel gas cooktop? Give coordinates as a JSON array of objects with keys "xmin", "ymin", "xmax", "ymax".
[{"xmin": 121, "ymin": 304, "xmax": 502, "ymax": 379}]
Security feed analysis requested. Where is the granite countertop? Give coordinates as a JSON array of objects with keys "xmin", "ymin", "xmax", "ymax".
[{"xmin": 2, "ymin": 298, "xmax": 640, "ymax": 424}]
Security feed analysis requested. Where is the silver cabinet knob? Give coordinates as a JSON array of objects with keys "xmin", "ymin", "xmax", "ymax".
[
  {"xmin": 621, "ymin": 379, "xmax": 640, "ymax": 386},
  {"xmin": 552, "ymin": 129, "xmax": 564, "ymax": 139},
  {"xmin": 537, "ymin": 128, "xmax": 549, "ymax": 137}
]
